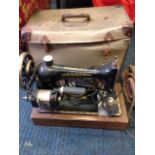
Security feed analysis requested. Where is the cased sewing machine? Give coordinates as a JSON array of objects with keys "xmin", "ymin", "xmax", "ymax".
[{"xmin": 20, "ymin": 6, "xmax": 133, "ymax": 129}]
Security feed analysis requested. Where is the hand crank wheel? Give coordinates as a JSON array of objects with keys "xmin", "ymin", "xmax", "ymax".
[{"xmin": 19, "ymin": 52, "xmax": 35, "ymax": 89}]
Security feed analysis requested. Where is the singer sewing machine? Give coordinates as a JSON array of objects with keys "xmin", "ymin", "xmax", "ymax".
[{"xmin": 19, "ymin": 52, "xmax": 128, "ymax": 129}]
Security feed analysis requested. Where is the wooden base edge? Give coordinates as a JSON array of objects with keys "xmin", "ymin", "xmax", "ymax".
[{"xmin": 31, "ymin": 83, "xmax": 129, "ymax": 130}]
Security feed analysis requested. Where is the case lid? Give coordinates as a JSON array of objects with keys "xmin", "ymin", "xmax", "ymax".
[{"xmin": 21, "ymin": 6, "xmax": 133, "ymax": 44}]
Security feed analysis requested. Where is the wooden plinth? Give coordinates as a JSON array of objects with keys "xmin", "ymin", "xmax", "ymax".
[{"xmin": 31, "ymin": 83, "xmax": 128, "ymax": 130}]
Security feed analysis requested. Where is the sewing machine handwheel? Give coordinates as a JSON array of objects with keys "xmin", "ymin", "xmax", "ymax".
[{"xmin": 19, "ymin": 52, "xmax": 35, "ymax": 89}]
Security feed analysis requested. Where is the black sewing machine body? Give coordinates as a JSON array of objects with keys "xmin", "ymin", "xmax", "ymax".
[{"xmin": 19, "ymin": 53, "xmax": 121, "ymax": 116}]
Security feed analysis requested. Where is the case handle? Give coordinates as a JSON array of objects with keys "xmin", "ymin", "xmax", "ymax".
[{"xmin": 61, "ymin": 14, "xmax": 91, "ymax": 22}]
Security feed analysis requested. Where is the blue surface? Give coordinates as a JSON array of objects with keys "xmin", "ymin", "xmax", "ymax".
[{"xmin": 19, "ymin": 89, "xmax": 135, "ymax": 155}]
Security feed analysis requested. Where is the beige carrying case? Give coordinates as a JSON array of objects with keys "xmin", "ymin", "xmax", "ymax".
[{"xmin": 21, "ymin": 6, "xmax": 133, "ymax": 69}]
